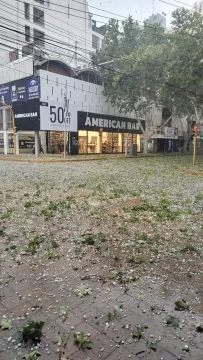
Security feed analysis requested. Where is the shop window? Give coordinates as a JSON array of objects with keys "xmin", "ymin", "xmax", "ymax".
[
  {"xmin": 88, "ymin": 131, "xmax": 98, "ymax": 153},
  {"xmin": 78, "ymin": 130, "xmax": 87, "ymax": 154}
]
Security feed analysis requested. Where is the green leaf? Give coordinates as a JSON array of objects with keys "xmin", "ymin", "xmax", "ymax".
[
  {"xmin": 166, "ymin": 315, "xmax": 179, "ymax": 328},
  {"xmin": 73, "ymin": 332, "xmax": 93, "ymax": 350},
  {"xmin": 148, "ymin": 342, "xmax": 157, "ymax": 351},
  {"xmin": 1, "ymin": 318, "xmax": 12, "ymax": 330},
  {"xmin": 174, "ymin": 300, "xmax": 189, "ymax": 311},
  {"xmin": 194, "ymin": 323, "xmax": 203, "ymax": 333},
  {"xmin": 23, "ymin": 350, "xmax": 41, "ymax": 360}
]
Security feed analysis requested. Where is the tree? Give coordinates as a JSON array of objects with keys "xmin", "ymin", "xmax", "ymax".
[
  {"xmin": 92, "ymin": 11, "xmax": 203, "ymax": 153},
  {"xmin": 92, "ymin": 17, "xmax": 172, "ymax": 153}
]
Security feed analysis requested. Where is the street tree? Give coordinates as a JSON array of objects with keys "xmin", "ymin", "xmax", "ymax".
[{"xmin": 92, "ymin": 10, "xmax": 203, "ymax": 152}]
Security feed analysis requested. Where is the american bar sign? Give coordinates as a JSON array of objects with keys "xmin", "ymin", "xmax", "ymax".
[{"xmin": 78, "ymin": 111, "xmax": 144, "ymax": 134}]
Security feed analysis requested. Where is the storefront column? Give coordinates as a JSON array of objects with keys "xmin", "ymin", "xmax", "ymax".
[
  {"xmin": 16, "ymin": 133, "xmax": 19, "ymax": 155},
  {"xmin": 40, "ymin": 131, "xmax": 47, "ymax": 154},
  {"xmin": 35, "ymin": 131, "xmax": 40, "ymax": 157},
  {"xmin": 3, "ymin": 131, "xmax": 9, "ymax": 155}
]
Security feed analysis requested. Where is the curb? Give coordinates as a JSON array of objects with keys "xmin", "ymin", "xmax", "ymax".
[
  {"xmin": 177, "ymin": 167, "xmax": 203, "ymax": 175},
  {"xmin": 0, "ymin": 153, "xmax": 193, "ymax": 163}
]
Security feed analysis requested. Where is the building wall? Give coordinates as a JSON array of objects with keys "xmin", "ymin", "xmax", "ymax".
[
  {"xmin": 0, "ymin": 0, "xmax": 100, "ymax": 70},
  {"xmin": 148, "ymin": 13, "xmax": 166, "ymax": 29}
]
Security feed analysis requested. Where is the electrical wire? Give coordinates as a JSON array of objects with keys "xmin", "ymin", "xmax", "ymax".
[{"xmin": 0, "ymin": 0, "xmax": 96, "ymax": 50}]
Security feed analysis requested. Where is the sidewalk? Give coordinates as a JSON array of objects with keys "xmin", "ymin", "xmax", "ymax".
[{"xmin": 0, "ymin": 152, "xmax": 187, "ymax": 163}]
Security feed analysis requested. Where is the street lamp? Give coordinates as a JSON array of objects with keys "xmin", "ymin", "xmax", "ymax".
[{"xmin": 1, "ymin": 96, "xmax": 16, "ymax": 157}]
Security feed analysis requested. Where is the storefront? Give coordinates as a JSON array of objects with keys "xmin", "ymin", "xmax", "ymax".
[{"xmin": 76, "ymin": 111, "xmax": 144, "ymax": 154}]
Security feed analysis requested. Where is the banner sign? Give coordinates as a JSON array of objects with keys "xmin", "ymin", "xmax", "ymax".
[
  {"xmin": 12, "ymin": 99, "xmax": 40, "ymax": 130},
  {"xmin": 40, "ymin": 101, "xmax": 77, "ymax": 132},
  {"xmin": 78, "ymin": 111, "xmax": 144, "ymax": 134},
  {"xmin": 0, "ymin": 77, "xmax": 40, "ymax": 105}
]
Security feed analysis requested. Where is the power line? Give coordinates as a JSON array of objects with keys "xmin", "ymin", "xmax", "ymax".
[
  {"xmin": 32, "ymin": 0, "xmax": 128, "ymax": 19},
  {"xmin": 0, "ymin": 0, "xmax": 95, "ymax": 50}
]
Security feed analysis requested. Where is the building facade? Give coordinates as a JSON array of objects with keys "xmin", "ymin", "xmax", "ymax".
[
  {"xmin": 0, "ymin": 0, "xmax": 102, "ymax": 75},
  {"xmin": 0, "ymin": 63, "xmax": 190, "ymax": 156},
  {"xmin": 147, "ymin": 13, "xmax": 166, "ymax": 30}
]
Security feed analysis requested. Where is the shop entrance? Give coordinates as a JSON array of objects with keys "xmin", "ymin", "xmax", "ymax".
[
  {"xmin": 50, "ymin": 131, "xmax": 68, "ymax": 154},
  {"xmin": 78, "ymin": 131, "xmax": 141, "ymax": 154}
]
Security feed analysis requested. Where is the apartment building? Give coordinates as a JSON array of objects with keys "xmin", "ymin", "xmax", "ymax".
[{"xmin": 0, "ymin": 0, "xmax": 103, "ymax": 71}]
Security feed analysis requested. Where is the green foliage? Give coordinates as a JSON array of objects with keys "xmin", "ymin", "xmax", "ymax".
[
  {"xmin": 194, "ymin": 323, "xmax": 203, "ymax": 333},
  {"xmin": 0, "ymin": 210, "xmax": 12, "ymax": 220},
  {"xmin": 24, "ymin": 201, "xmax": 33, "ymax": 208},
  {"xmin": 23, "ymin": 350, "xmax": 41, "ymax": 360},
  {"xmin": 0, "ymin": 229, "xmax": 5, "ymax": 236},
  {"xmin": 132, "ymin": 201, "xmax": 179, "ymax": 221},
  {"xmin": 73, "ymin": 332, "xmax": 93, "ymax": 350},
  {"xmin": 75, "ymin": 284, "xmax": 91, "ymax": 298},
  {"xmin": 104, "ymin": 309, "xmax": 122, "ymax": 322},
  {"xmin": 174, "ymin": 299, "xmax": 189, "ymax": 311},
  {"xmin": 82, "ymin": 232, "xmax": 106, "ymax": 246},
  {"xmin": 181, "ymin": 244, "xmax": 196, "ymax": 252},
  {"xmin": 19, "ymin": 320, "xmax": 44, "ymax": 343},
  {"xmin": 166, "ymin": 315, "xmax": 179, "ymax": 328},
  {"xmin": 25, "ymin": 236, "xmax": 43, "ymax": 255},
  {"xmin": 0, "ymin": 317, "xmax": 12, "ymax": 330},
  {"xmin": 51, "ymin": 240, "xmax": 59, "ymax": 249}
]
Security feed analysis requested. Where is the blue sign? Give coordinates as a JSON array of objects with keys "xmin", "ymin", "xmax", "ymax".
[{"xmin": 0, "ymin": 77, "xmax": 40, "ymax": 105}]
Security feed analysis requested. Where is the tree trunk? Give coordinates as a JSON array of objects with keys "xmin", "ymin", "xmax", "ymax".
[{"xmin": 143, "ymin": 136, "xmax": 148, "ymax": 154}]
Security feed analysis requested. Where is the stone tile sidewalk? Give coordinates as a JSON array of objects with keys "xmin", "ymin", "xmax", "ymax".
[{"xmin": 1, "ymin": 256, "xmax": 203, "ymax": 360}]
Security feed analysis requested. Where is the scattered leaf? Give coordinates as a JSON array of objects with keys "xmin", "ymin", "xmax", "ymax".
[
  {"xmin": 73, "ymin": 332, "xmax": 93, "ymax": 350},
  {"xmin": 23, "ymin": 350, "xmax": 41, "ymax": 360},
  {"xmin": 174, "ymin": 300, "xmax": 189, "ymax": 311},
  {"xmin": 194, "ymin": 323, "xmax": 203, "ymax": 333},
  {"xmin": 0, "ymin": 318, "xmax": 12, "ymax": 330},
  {"xmin": 166, "ymin": 316, "xmax": 179, "ymax": 328}
]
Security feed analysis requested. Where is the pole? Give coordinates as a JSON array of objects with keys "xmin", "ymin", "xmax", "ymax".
[
  {"xmin": 64, "ymin": 85, "xmax": 69, "ymax": 159},
  {"xmin": 11, "ymin": 107, "xmax": 16, "ymax": 157},
  {"xmin": 193, "ymin": 134, "xmax": 197, "ymax": 165}
]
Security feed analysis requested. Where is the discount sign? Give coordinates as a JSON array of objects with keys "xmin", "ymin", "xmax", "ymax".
[{"xmin": 40, "ymin": 101, "xmax": 77, "ymax": 132}]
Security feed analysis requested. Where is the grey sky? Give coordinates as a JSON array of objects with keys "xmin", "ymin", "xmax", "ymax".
[{"xmin": 88, "ymin": 0, "xmax": 196, "ymax": 28}]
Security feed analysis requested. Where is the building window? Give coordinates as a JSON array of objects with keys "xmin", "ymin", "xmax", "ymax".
[
  {"xmin": 34, "ymin": 29, "xmax": 45, "ymax": 47},
  {"xmin": 33, "ymin": 7, "xmax": 44, "ymax": 26},
  {"xmin": 92, "ymin": 35, "xmax": 100, "ymax": 49},
  {"xmin": 88, "ymin": 14, "xmax": 92, "ymax": 28},
  {"xmin": 162, "ymin": 108, "xmax": 172, "ymax": 126},
  {"xmin": 34, "ymin": 0, "xmax": 44, "ymax": 4},
  {"xmin": 25, "ymin": 25, "xmax": 30, "ymax": 42},
  {"xmin": 24, "ymin": 2, "xmax": 30, "ymax": 20}
]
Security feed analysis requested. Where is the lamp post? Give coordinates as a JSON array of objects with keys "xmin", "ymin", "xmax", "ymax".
[{"xmin": 1, "ymin": 96, "xmax": 16, "ymax": 157}]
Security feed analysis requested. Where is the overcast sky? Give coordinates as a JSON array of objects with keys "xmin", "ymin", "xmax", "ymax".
[{"xmin": 88, "ymin": 0, "xmax": 196, "ymax": 28}]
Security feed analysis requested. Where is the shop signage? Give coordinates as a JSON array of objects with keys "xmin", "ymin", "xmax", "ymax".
[
  {"xmin": 0, "ymin": 77, "xmax": 40, "ymax": 105},
  {"xmin": 40, "ymin": 101, "xmax": 77, "ymax": 132},
  {"xmin": 12, "ymin": 99, "xmax": 40, "ymax": 131},
  {"xmin": 78, "ymin": 112, "xmax": 143, "ymax": 134}
]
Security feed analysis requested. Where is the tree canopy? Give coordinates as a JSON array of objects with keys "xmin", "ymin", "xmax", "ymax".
[{"xmin": 92, "ymin": 9, "xmax": 203, "ymax": 126}]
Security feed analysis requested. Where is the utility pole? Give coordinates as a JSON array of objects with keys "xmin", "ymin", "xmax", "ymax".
[
  {"xmin": 64, "ymin": 84, "xmax": 69, "ymax": 159},
  {"xmin": 192, "ymin": 125, "xmax": 198, "ymax": 165}
]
